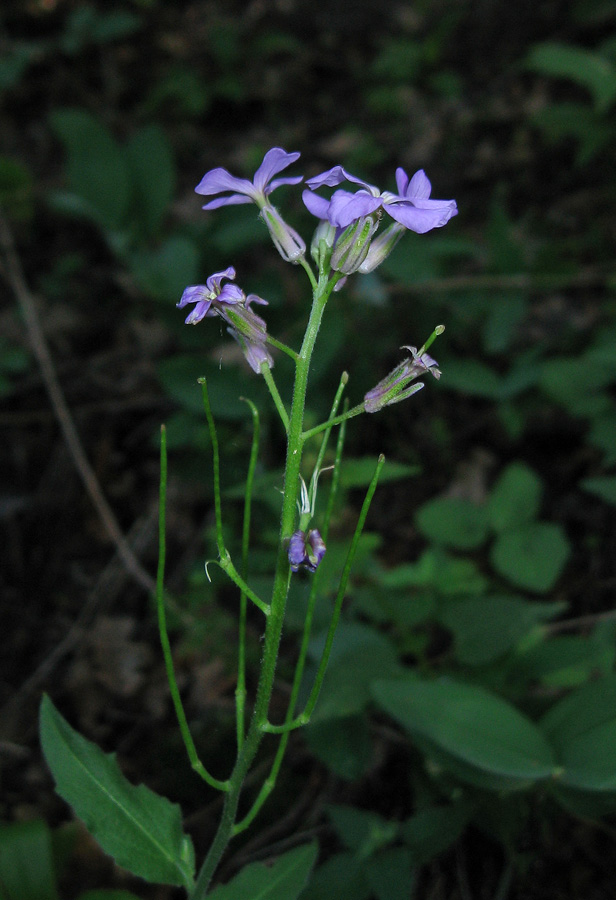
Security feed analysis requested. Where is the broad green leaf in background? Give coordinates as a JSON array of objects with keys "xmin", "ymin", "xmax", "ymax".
[
  {"xmin": 326, "ymin": 805, "xmax": 398, "ymax": 856},
  {"xmin": 49, "ymin": 108, "xmax": 130, "ymax": 232},
  {"xmin": 539, "ymin": 355, "xmax": 613, "ymax": 417},
  {"xmin": 157, "ymin": 356, "xmax": 265, "ymax": 418},
  {"xmin": 487, "ymin": 462, "xmax": 543, "ymax": 532},
  {"xmin": 126, "ymin": 124, "xmax": 175, "ymax": 240},
  {"xmin": 39, "ymin": 696, "xmax": 195, "ymax": 889},
  {"xmin": 78, "ymin": 893, "xmax": 142, "ymax": 900},
  {"xmin": 299, "ymin": 851, "xmax": 368, "ymax": 900},
  {"xmin": 540, "ymin": 674, "xmax": 616, "ymax": 791},
  {"xmin": 525, "ymin": 42, "xmax": 616, "ymax": 113},
  {"xmin": 130, "ymin": 235, "xmax": 200, "ymax": 302},
  {"xmin": 438, "ymin": 595, "xmax": 564, "ymax": 666},
  {"xmin": 490, "ymin": 522, "xmax": 570, "ymax": 593},
  {"xmin": 400, "ymin": 802, "xmax": 474, "ymax": 865},
  {"xmin": 305, "ymin": 715, "xmax": 372, "ymax": 781},
  {"xmin": 364, "ymin": 847, "xmax": 416, "ymax": 900},
  {"xmin": 415, "ymin": 496, "xmax": 489, "ymax": 550},
  {"xmin": 208, "ymin": 842, "xmax": 318, "ymax": 900},
  {"xmin": 580, "ymin": 475, "xmax": 616, "ymax": 506},
  {"xmin": 438, "ymin": 358, "xmax": 503, "ymax": 399},
  {"xmin": 0, "ymin": 819, "xmax": 59, "ymax": 900},
  {"xmin": 339, "ymin": 457, "xmax": 418, "ymax": 488},
  {"xmin": 515, "ymin": 631, "xmax": 615, "ymax": 689},
  {"xmin": 371, "ymin": 676, "xmax": 556, "ymax": 789}
]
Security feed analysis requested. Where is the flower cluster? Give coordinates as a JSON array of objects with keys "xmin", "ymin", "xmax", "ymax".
[{"xmin": 177, "ymin": 267, "xmax": 273, "ymax": 373}]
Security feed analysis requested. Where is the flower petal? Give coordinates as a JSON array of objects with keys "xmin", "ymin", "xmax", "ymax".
[
  {"xmin": 195, "ymin": 167, "xmax": 256, "ymax": 199},
  {"xmin": 395, "ymin": 168, "xmax": 432, "ymax": 200},
  {"xmin": 327, "ymin": 189, "xmax": 381, "ymax": 227},
  {"xmin": 253, "ymin": 148, "xmax": 301, "ymax": 193},
  {"xmin": 387, "ymin": 200, "xmax": 457, "ymax": 233},
  {"xmin": 302, "ymin": 189, "xmax": 331, "ymax": 219}
]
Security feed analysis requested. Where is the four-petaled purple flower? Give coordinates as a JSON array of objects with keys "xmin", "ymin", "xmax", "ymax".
[
  {"xmin": 303, "ymin": 166, "xmax": 457, "ymax": 234},
  {"xmin": 195, "ymin": 148, "xmax": 303, "ymax": 209},
  {"xmin": 194, "ymin": 148, "xmax": 306, "ymax": 263},
  {"xmin": 177, "ymin": 267, "xmax": 273, "ymax": 373},
  {"xmin": 288, "ymin": 529, "xmax": 326, "ymax": 573}
]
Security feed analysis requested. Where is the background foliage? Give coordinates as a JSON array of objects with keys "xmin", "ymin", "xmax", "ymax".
[{"xmin": 2, "ymin": 0, "xmax": 616, "ymax": 897}]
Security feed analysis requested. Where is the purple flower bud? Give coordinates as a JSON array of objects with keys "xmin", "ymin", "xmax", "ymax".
[
  {"xmin": 364, "ymin": 347, "xmax": 441, "ymax": 413},
  {"xmin": 260, "ymin": 204, "xmax": 306, "ymax": 263},
  {"xmin": 288, "ymin": 529, "xmax": 326, "ymax": 573},
  {"xmin": 358, "ymin": 222, "xmax": 406, "ymax": 273},
  {"xmin": 330, "ymin": 215, "xmax": 379, "ymax": 274}
]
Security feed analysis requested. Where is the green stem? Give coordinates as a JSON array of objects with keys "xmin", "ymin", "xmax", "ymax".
[
  {"xmin": 157, "ymin": 426, "xmax": 229, "ymax": 792},
  {"xmin": 301, "ymin": 401, "xmax": 365, "ymax": 442},
  {"xmin": 262, "ymin": 452, "xmax": 386, "ymax": 738},
  {"xmin": 199, "ymin": 378, "xmax": 225, "ymax": 556},
  {"xmin": 234, "ymin": 388, "xmax": 349, "ymax": 829},
  {"xmin": 301, "ymin": 454, "xmax": 385, "ymax": 722},
  {"xmin": 265, "ymin": 333, "xmax": 299, "ymax": 362},
  {"xmin": 190, "ymin": 273, "xmax": 341, "ymax": 899},
  {"xmin": 260, "ymin": 363, "xmax": 290, "ymax": 431},
  {"xmin": 236, "ymin": 398, "xmax": 260, "ymax": 751}
]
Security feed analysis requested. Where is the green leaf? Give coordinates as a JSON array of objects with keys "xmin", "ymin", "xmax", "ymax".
[
  {"xmin": 156, "ymin": 356, "xmax": 265, "ymax": 418},
  {"xmin": 490, "ymin": 522, "xmax": 570, "ymax": 593},
  {"xmin": 39, "ymin": 695, "xmax": 195, "ymax": 889},
  {"xmin": 49, "ymin": 108, "xmax": 130, "ymax": 231},
  {"xmin": 0, "ymin": 820, "xmax": 59, "ymax": 900},
  {"xmin": 438, "ymin": 595, "xmax": 564, "ymax": 666},
  {"xmin": 129, "ymin": 235, "xmax": 199, "ymax": 302},
  {"xmin": 487, "ymin": 462, "xmax": 543, "ymax": 531},
  {"xmin": 365, "ymin": 847, "xmax": 416, "ymax": 900},
  {"xmin": 439, "ymin": 358, "xmax": 503, "ymax": 399},
  {"xmin": 126, "ymin": 124, "xmax": 175, "ymax": 239},
  {"xmin": 539, "ymin": 356, "xmax": 613, "ymax": 417},
  {"xmin": 415, "ymin": 497, "xmax": 489, "ymax": 550},
  {"xmin": 326, "ymin": 805, "xmax": 398, "ymax": 855},
  {"xmin": 525, "ymin": 42, "xmax": 616, "ymax": 113},
  {"xmin": 208, "ymin": 842, "xmax": 318, "ymax": 900},
  {"xmin": 78, "ymin": 892, "xmax": 142, "ymax": 900},
  {"xmin": 299, "ymin": 851, "xmax": 368, "ymax": 900},
  {"xmin": 400, "ymin": 801, "xmax": 474, "ymax": 865},
  {"xmin": 581, "ymin": 475, "xmax": 616, "ymax": 506},
  {"xmin": 372, "ymin": 676, "xmax": 555, "ymax": 789},
  {"xmin": 516, "ymin": 633, "xmax": 615, "ymax": 689},
  {"xmin": 340, "ymin": 457, "xmax": 418, "ymax": 488},
  {"xmin": 305, "ymin": 716, "xmax": 372, "ymax": 781},
  {"xmin": 381, "ymin": 549, "xmax": 488, "ymax": 595},
  {"xmin": 541, "ymin": 674, "xmax": 616, "ymax": 790}
]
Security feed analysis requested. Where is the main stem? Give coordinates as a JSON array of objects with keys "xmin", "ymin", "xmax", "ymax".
[{"xmin": 191, "ymin": 273, "xmax": 339, "ymax": 899}]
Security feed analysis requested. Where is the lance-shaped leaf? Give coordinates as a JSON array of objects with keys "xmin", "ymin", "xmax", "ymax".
[{"xmin": 39, "ymin": 695, "xmax": 195, "ymax": 889}]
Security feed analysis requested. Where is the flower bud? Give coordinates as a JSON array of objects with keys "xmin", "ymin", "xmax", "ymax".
[
  {"xmin": 330, "ymin": 215, "xmax": 379, "ymax": 275},
  {"xmin": 358, "ymin": 223, "xmax": 406, "ymax": 273},
  {"xmin": 364, "ymin": 347, "xmax": 440, "ymax": 413},
  {"xmin": 260, "ymin": 204, "xmax": 306, "ymax": 263},
  {"xmin": 288, "ymin": 529, "xmax": 326, "ymax": 573}
]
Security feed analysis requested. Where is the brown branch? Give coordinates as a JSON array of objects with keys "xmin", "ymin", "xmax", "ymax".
[{"xmin": 0, "ymin": 209, "xmax": 156, "ymax": 596}]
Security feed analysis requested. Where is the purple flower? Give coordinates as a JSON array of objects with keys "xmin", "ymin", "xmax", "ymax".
[
  {"xmin": 177, "ymin": 267, "xmax": 244, "ymax": 325},
  {"xmin": 177, "ymin": 268, "xmax": 273, "ymax": 373},
  {"xmin": 304, "ymin": 166, "xmax": 457, "ymax": 234},
  {"xmin": 288, "ymin": 529, "xmax": 327, "ymax": 573},
  {"xmin": 194, "ymin": 149, "xmax": 306, "ymax": 262},
  {"xmin": 364, "ymin": 346, "xmax": 441, "ymax": 413},
  {"xmin": 195, "ymin": 148, "xmax": 303, "ymax": 209}
]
